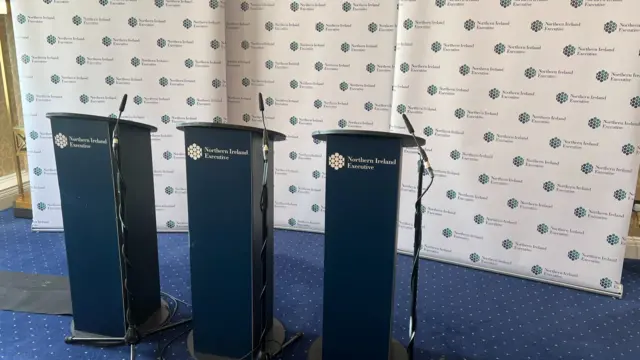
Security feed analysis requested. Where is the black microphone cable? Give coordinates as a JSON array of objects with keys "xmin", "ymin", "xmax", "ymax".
[{"xmin": 402, "ymin": 114, "xmax": 435, "ymax": 360}]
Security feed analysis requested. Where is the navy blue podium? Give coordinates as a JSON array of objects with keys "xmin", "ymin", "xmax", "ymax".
[
  {"xmin": 47, "ymin": 113, "xmax": 168, "ymax": 338},
  {"xmin": 177, "ymin": 123, "xmax": 287, "ymax": 359},
  {"xmin": 308, "ymin": 130, "xmax": 425, "ymax": 360}
]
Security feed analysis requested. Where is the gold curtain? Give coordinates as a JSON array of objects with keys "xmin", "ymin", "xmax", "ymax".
[{"xmin": 0, "ymin": 1, "xmax": 23, "ymax": 177}]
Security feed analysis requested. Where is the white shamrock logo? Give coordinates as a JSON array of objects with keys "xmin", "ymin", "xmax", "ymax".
[
  {"xmin": 54, "ymin": 133, "xmax": 68, "ymax": 149},
  {"xmin": 328, "ymin": 152, "xmax": 345, "ymax": 170},
  {"xmin": 187, "ymin": 143, "xmax": 202, "ymax": 160}
]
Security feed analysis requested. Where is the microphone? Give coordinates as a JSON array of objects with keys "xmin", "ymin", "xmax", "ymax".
[
  {"xmin": 402, "ymin": 114, "xmax": 433, "ymax": 177},
  {"xmin": 403, "ymin": 113, "xmax": 415, "ymax": 134},
  {"xmin": 119, "ymin": 94, "xmax": 128, "ymax": 113},
  {"xmin": 113, "ymin": 94, "xmax": 128, "ymax": 151},
  {"xmin": 258, "ymin": 93, "xmax": 265, "ymax": 112}
]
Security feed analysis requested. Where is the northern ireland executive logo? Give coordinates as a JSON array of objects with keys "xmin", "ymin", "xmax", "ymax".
[
  {"xmin": 329, "ymin": 153, "xmax": 345, "ymax": 170},
  {"xmin": 613, "ymin": 189, "xmax": 627, "ymax": 201},
  {"xmin": 531, "ymin": 265, "xmax": 543, "ymax": 275},
  {"xmin": 563, "ymin": 44, "xmax": 576, "ymax": 57},
  {"xmin": 54, "ymin": 133, "xmax": 68, "ymax": 149},
  {"xmin": 604, "ymin": 21, "xmax": 617, "ymax": 34},
  {"xmin": 187, "ymin": 143, "xmax": 202, "ymax": 160},
  {"xmin": 330, "ymin": 152, "xmax": 397, "ymax": 171},
  {"xmin": 607, "ymin": 234, "xmax": 620, "ymax": 245}
]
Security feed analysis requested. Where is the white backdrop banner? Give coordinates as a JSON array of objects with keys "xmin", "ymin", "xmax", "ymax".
[
  {"xmin": 11, "ymin": 0, "xmax": 640, "ymax": 295},
  {"xmin": 391, "ymin": 0, "xmax": 640, "ymax": 295},
  {"xmin": 12, "ymin": 0, "xmax": 396, "ymax": 234},
  {"xmin": 224, "ymin": 1, "xmax": 398, "ymax": 231},
  {"xmin": 12, "ymin": 0, "xmax": 228, "ymax": 231}
]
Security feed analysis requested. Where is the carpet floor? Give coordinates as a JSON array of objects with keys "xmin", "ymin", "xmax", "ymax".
[{"xmin": 1, "ymin": 209, "xmax": 640, "ymax": 360}]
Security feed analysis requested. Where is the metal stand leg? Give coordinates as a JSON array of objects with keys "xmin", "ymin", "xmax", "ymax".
[
  {"xmin": 271, "ymin": 332, "xmax": 304, "ymax": 358},
  {"xmin": 64, "ymin": 299, "xmax": 190, "ymax": 359},
  {"xmin": 65, "ymin": 336, "xmax": 125, "ymax": 344}
]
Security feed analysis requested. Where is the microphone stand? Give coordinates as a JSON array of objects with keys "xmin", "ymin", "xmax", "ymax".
[
  {"xmin": 403, "ymin": 115, "xmax": 435, "ymax": 360},
  {"xmin": 253, "ymin": 95, "xmax": 303, "ymax": 360},
  {"xmin": 255, "ymin": 98, "xmax": 271, "ymax": 360},
  {"xmin": 408, "ymin": 160, "xmax": 426, "ymax": 360},
  {"xmin": 64, "ymin": 96, "xmax": 191, "ymax": 360},
  {"xmin": 112, "ymin": 100, "xmax": 141, "ymax": 360}
]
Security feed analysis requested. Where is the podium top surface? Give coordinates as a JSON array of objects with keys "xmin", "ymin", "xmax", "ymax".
[
  {"xmin": 312, "ymin": 129, "xmax": 425, "ymax": 147},
  {"xmin": 46, "ymin": 113, "xmax": 158, "ymax": 133},
  {"xmin": 176, "ymin": 122, "xmax": 286, "ymax": 142}
]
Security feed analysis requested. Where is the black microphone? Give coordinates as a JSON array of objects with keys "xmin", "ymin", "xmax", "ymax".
[
  {"xmin": 119, "ymin": 94, "xmax": 128, "ymax": 113},
  {"xmin": 113, "ymin": 94, "xmax": 128, "ymax": 151},
  {"xmin": 402, "ymin": 114, "xmax": 433, "ymax": 177},
  {"xmin": 403, "ymin": 113, "xmax": 415, "ymax": 134},
  {"xmin": 258, "ymin": 92, "xmax": 265, "ymax": 112}
]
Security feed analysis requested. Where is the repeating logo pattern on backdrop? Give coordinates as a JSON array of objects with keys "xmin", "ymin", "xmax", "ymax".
[
  {"xmin": 389, "ymin": 0, "xmax": 638, "ymax": 295},
  {"xmin": 14, "ymin": 0, "xmax": 231, "ymax": 231},
  {"xmin": 13, "ymin": 0, "xmax": 635, "ymax": 294}
]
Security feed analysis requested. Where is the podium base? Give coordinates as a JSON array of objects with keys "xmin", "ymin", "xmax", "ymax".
[
  {"xmin": 307, "ymin": 336, "xmax": 408, "ymax": 360},
  {"xmin": 69, "ymin": 299, "xmax": 170, "ymax": 339},
  {"xmin": 187, "ymin": 317, "xmax": 286, "ymax": 360}
]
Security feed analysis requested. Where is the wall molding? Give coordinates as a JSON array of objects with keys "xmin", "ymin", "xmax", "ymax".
[{"xmin": 0, "ymin": 171, "xmax": 29, "ymax": 211}]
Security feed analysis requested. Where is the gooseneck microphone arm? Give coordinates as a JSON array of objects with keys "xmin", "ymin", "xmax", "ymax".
[
  {"xmin": 403, "ymin": 114, "xmax": 434, "ymax": 179},
  {"xmin": 259, "ymin": 93, "xmax": 268, "ymax": 160},
  {"xmin": 402, "ymin": 114, "xmax": 435, "ymax": 360}
]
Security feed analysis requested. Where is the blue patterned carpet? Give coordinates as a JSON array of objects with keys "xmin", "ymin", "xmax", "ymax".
[{"xmin": 1, "ymin": 209, "xmax": 640, "ymax": 360}]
